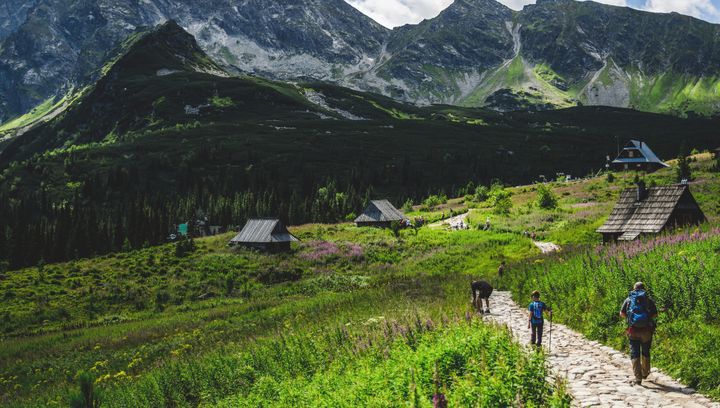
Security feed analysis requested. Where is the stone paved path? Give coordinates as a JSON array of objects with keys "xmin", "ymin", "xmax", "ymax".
[
  {"xmin": 483, "ymin": 291, "xmax": 719, "ymax": 407},
  {"xmin": 429, "ymin": 211, "xmax": 470, "ymax": 229},
  {"xmin": 534, "ymin": 241, "xmax": 561, "ymax": 254}
]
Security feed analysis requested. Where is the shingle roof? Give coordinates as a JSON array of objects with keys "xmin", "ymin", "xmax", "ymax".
[
  {"xmin": 230, "ymin": 219, "xmax": 299, "ymax": 243},
  {"xmin": 612, "ymin": 140, "xmax": 669, "ymax": 167},
  {"xmin": 354, "ymin": 200, "xmax": 406, "ymax": 223},
  {"xmin": 597, "ymin": 185, "xmax": 689, "ymax": 234}
]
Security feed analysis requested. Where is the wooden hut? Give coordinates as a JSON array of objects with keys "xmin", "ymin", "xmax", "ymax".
[
  {"xmin": 610, "ymin": 140, "xmax": 669, "ymax": 172},
  {"xmin": 354, "ymin": 200, "xmax": 406, "ymax": 228},
  {"xmin": 229, "ymin": 219, "xmax": 299, "ymax": 252},
  {"xmin": 596, "ymin": 183, "xmax": 706, "ymax": 243}
]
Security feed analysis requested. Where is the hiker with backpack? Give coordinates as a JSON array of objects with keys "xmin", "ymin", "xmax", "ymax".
[
  {"xmin": 620, "ymin": 282, "xmax": 658, "ymax": 385},
  {"xmin": 527, "ymin": 290, "xmax": 552, "ymax": 348}
]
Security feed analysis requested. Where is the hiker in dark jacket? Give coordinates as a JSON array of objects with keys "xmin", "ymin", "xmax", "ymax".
[
  {"xmin": 527, "ymin": 290, "xmax": 552, "ymax": 348},
  {"xmin": 620, "ymin": 282, "xmax": 658, "ymax": 385},
  {"xmin": 497, "ymin": 261, "xmax": 506, "ymax": 279},
  {"xmin": 471, "ymin": 280, "xmax": 493, "ymax": 313}
]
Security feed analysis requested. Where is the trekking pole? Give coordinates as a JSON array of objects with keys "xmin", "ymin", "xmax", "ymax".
[{"xmin": 548, "ymin": 313, "xmax": 553, "ymax": 355}]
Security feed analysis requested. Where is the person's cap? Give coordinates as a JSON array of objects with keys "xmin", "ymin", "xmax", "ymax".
[
  {"xmin": 634, "ymin": 282, "xmax": 645, "ymax": 290},
  {"xmin": 531, "ymin": 290, "xmax": 540, "ymax": 298}
]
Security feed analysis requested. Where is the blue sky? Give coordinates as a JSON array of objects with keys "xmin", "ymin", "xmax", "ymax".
[{"xmin": 345, "ymin": 0, "xmax": 720, "ymax": 28}]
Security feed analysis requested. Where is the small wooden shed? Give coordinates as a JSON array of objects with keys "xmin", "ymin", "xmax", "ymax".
[
  {"xmin": 610, "ymin": 140, "xmax": 669, "ymax": 172},
  {"xmin": 354, "ymin": 200, "xmax": 407, "ymax": 228},
  {"xmin": 596, "ymin": 183, "xmax": 706, "ymax": 243},
  {"xmin": 229, "ymin": 219, "xmax": 299, "ymax": 252}
]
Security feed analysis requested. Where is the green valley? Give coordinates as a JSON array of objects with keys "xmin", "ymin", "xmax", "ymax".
[
  {"xmin": 2, "ymin": 151, "xmax": 719, "ymax": 406},
  {"xmin": 2, "ymin": 13, "xmax": 720, "ymax": 408}
]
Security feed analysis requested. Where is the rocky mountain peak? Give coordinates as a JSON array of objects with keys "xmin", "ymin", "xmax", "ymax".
[{"xmin": 108, "ymin": 20, "xmax": 224, "ymax": 78}]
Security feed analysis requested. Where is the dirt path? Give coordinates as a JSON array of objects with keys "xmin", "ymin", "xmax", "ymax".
[
  {"xmin": 534, "ymin": 241, "xmax": 561, "ymax": 254},
  {"xmin": 484, "ymin": 292, "xmax": 719, "ymax": 407},
  {"xmin": 429, "ymin": 211, "xmax": 470, "ymax": 229}
]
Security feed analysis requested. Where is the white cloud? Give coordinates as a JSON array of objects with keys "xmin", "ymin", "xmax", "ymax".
[
  {"xmin": 473, "ymin": 0, "xmax": 631, "ymax": 11},
  {"xmin": 344, "ymin": 0, "xmax": 453, "ymax": 28},
  {"xmin": 345, "ymin": 0, "xmax": 718, "ymax": 28},
  {"xmin": 643, "ymin": 0, "xmax": 720, "ymax": 22}
]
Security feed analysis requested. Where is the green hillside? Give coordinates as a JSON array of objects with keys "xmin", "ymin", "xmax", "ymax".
[
  {"xmin": 2, "ymin": 152, "xmax": 718, "ymax": 406},
  {"xmin": 1, "ymin": 23, "xmax": 720, "ymax": 272}
]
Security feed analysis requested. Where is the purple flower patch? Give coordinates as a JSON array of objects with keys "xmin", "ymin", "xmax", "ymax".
[{"xmin": 300, "ymin": 241, "xmax": 364, "ymax": 262}]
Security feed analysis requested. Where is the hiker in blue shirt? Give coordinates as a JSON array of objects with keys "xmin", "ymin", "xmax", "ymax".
[
  {"xmin": 620, "ymin": 282, "xmax": 658, "ymax": 385},
  {"xmin": 528, "ymin": 290, "xmax": 552, "ymax": 348}
]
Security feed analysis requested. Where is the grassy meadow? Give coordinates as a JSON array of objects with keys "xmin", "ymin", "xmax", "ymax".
[{"xmin": 1, "ymin": 153, "xmax": 719, "ymax": 406}]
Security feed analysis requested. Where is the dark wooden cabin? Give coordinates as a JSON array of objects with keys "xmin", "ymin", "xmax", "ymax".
[
  {"xmin": 610, "ymin": 140, "xmax": 669, "ymax": 172},
  {"xmin": 354, "ymin": 200, "xmax": 406, "ymax": 228},
  {"xmin": 597, "ymin": 183, "xmax": 706, "ymax": 243},
  {"xmin": 229, "ymin": 219, "xmax": 299, "ymax": 252}
]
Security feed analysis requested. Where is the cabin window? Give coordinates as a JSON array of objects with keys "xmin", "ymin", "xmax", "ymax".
[
  {"xmin": 624, "ymin": 164, "xmax": 629, "ymax": 170},
  {"xmin": 628, "ymin": 151, "xmax": 634, "ymax": 158}
]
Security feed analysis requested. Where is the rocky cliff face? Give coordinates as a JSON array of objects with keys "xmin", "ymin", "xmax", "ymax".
[
  {"xmin": 0, "ymin": 0, "xmax": 39, "ymax": 40},
  {"xmin": 0, "ymin": 0, "xmax": 389, "ymax": 122},
  {"xmin": 4, "ymin": 0, "xmax": 720, "ymax": 122},
  {"xmin": 364, "ymin": 0, "xmax": 514, "ymax": 103}
]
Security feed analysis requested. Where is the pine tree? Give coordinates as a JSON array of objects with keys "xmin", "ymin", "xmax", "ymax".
[{"xmin": 676, "ymin": 142, "xmax": 692, "ymax": 182}]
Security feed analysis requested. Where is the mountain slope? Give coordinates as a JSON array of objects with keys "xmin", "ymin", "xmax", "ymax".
[
  {"xmin": 2, "ymin": 23, "xmax": 720, "ymax": 270},
  {"xmin": 0, "ymin": 0, "xmax": 389, "ymax": 123},
  {"xmin": 364, "ymin": 0, "xmax": 515, "ymax": 103},
  {"xmin": 6, "ymin": 0, "xmax": 720, "ymax": 121},
  {"xmin": 517, "ymin": 0, "xmax": 720, "ymax": 114}
]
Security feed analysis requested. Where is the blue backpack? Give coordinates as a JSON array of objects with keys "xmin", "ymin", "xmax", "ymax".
[
  {"xmin": 628, "ymin": 290, "xmax": 650, "ymax": 328},
  {"xmin": 531, "ymin": 301, "xmax": 544, "ymax": 320}
]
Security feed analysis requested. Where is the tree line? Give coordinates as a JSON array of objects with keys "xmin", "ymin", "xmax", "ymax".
[{"xmin": 0, "ymin": 180, "xmax": 386, "ymax": 270}]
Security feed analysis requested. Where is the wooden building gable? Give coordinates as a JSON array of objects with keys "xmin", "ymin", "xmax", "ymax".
[
  {"xmin": 597, "ymin": 184, "xmax": 706, "ymax": 241},
  {"xmin": 611, "ymin": 140, "xmax": 669, "ymax": 172},
  {"xmin": 230, "ymin": 219, "xmax": 298, "ymax": 247},
  {"xmin": 354, "ymin": 200, "xmax": 406, "ymax": 226}
]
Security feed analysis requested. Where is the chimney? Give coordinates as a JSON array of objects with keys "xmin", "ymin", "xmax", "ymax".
[{"xmin": 636, "ymin": 180, "xmax": 647, "ymax": 202}]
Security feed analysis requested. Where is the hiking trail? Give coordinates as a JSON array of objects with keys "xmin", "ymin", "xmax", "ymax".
[
  {"xmin": 534, "ymin": 241, "xmax": 561, "ymax": 254},
  {"xmin": 429, "ymin": 211, "xmax": 470, "ymax": 229},
  {"xmin": 483, "ymin": 292, "xmax": 720, "ymax": 407}
]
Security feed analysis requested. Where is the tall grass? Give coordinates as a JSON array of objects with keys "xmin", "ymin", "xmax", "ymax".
[
  {"xmin": 505, "ymin": 227, "xmax": 720, "ymax": 398},
  {"xmin": 99, "ymin": 315, "xmax": 570, "ymax": 407}
]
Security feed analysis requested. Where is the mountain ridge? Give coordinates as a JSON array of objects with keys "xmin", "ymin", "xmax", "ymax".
[
  {"xmin": 3, "ymin": 0, "xmax": 720, "ymax": 122},
  {"xmin": 1, "ymin": 20, "xmax": 719, "ymax": 271}
]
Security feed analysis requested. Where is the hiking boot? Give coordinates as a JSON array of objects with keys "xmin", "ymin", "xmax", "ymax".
[
  {"xmin": 484, "ymin": 308, "xmax": 490, "ymax": 314},
  {"xmin": 631, "ymin": 358, "xmax": 643, "ymax": 384},
  {"xmin": 641, "ymin": 356, "xmax": 651, "ymax": 379}
]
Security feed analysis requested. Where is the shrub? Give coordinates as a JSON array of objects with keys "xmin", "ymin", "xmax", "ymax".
[
  {"xmin": 210, "ymin": 95, "xmax": 234, "ymax": 108},
  {"xmin": 474, "ymin": 185, "xmax": 489, "ymax": 202},
  {"xmin": 423, "ymin": 194, "xmax": 448, "ymax": 210},
  {"xmin": 402, "ymin": 199, "xmax": 414, "ymax": 213},
  {"xmin": 490, "ymin": 187, "xmax": 512, "ymax": 215},
  {"xmin": 154, "ymin": 289, "xmax": 170, "ymax": 311},
  {"xmin": 69, "ymin": 371, "xmax": 100, "ymax": 408},
  {"xmin": 175, "ymin": 238, "xmax": 196, "ymax": 257},
  {"xmin": 535, "ymin": 184, "xmax": 558, "ymax": 209}
]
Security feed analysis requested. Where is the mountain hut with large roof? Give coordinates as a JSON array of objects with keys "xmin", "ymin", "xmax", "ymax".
[
  {"xmin": 354, "ymin": 200, "xmax": 407, "ymax": 228},
  {"xmin": 229, "ymin": 218, "xmax": 299, "ymax": 252},
  {"xmin": 596, "ymin": 183, "xmax": 706, "ymax": 243},
  {"xmin": 610, "ymin": 140, "xmax": 669, "ymax": 172}
]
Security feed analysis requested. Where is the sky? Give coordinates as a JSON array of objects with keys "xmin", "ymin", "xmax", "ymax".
[{"xmin": 344, "ymin": 0, "xmax": 720, "ymax": 28}]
